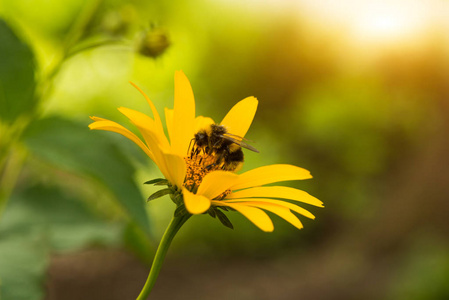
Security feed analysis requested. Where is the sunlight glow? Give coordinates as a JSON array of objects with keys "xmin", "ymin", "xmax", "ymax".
[
  {"xmin": 222, "ymin": 0, "xmax": 447, "ymax": 47},
  {"xmin": 295, "ymin": 0, "xmax": 440, "ymax": 46},
  {"xmin": 349, "ymin": 2, "xmax": 428, "ymax": 45}
]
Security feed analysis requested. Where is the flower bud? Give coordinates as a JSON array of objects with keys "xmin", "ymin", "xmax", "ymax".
[{"xmin": 137, "ymin": 25, "xmax": 170, "ymax": 58}]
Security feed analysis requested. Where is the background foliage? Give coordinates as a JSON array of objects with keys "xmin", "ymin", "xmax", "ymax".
[{"xmin": 1, "ymin": 0, "xmax": 448, "ymax": 299}]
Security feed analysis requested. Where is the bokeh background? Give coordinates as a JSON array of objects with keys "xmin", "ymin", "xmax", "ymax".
[{"xmin": 1, "ymin": 0, "xmax": 449, "ymax": 299}]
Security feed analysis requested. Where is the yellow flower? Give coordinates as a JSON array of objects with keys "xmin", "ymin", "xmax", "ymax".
[{"xmin": 89, "ymin": 71, "xmax": 323, "ymax": 232}]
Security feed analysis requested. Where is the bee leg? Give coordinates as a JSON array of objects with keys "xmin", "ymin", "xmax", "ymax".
[
  {"xmin": 205, "ymin": 146, "xmax": 212, "ymax": 155},
  {"xmin": 205, "ymin": 163, "xmax": 217, "ymax": 170},
  {"xmin": 188, "ymin": 138, "xmax": 196, "ymax": 157},
  {"xmin": 215, "ymin": 150, "xmax": 227, "ymax": 167}
]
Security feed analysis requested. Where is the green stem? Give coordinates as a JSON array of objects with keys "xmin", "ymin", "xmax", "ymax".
[
  {"xmin": 37, "ymin": 0, "xmax": 103, "ymax": 100},
  {"xmin": 63, "ymin": 0, "xmax": 103, "ymax": 56},
  {"xmin": 136, "ymin": 214, "xmax": 190, "ymax": 300}
]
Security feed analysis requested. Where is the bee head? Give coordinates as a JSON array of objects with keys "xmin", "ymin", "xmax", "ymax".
[
  {"xmin": 194, "ymin": 131, "xmax": 208, "ymax": 147},
  {"xmin": 210, "ymin": 124, "xmax": 227, "ymax": 136}
]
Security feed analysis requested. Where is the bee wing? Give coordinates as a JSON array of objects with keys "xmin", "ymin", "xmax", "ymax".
[
  {"xmin": 221, "ymin": 134, "xmax": 259, "ymax": 153},
  {"xmin": 224, "ymin": 132, "xmax": 255, "ymax": 143}
]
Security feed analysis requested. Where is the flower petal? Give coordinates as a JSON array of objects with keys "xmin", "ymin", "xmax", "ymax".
[
  {"xmin": 129, "ymin": 82, "xmax": 168, "ymax": 146},
  {"xmin": 118, "ymin": 107, "xmax": 170, "ymax": 150},
  {"xmin": 214, "ymin": 201, "xmax": 274, "ymax": 232},
  {"xmin": 165, "ymin": 108, "xmax": 174, "ymax": 145},
  {"xmin": 116, "ymin": 108, "xmax": 175, "ymax": 183},
  {"xmin": 197, "ymin": 171, "xmax": 239, "ymax": 199},
  {"xmin": 89, "ymin": 117, "xmax": 182, "ymax": 187},
  {"xmin": 231, "ymin": 201, "xmax": 303, "ymax": 230},
  {"xmin": 164, "ymin": 153, "xmax": 186, "ymax": 188},
  {"xmin": 220, "ymin": 96, "xmax": 258, "ymax": 138},
  {"xmin": 231, "ymin": 164, "xmax": 312, "ymax": 190},
  {"xmin": 89, "ymin": 116, "xmax": 108, "ymax": 122},
  {"xmin": 145, "ymin": 140, "xmax": 173, "ymax": 184},
  {"xmin": 226, "ymin": 186, "xmax": 323, "ymax": 207},
  {"xmin": 183, "ymin": 188, "xmax": 211, "ymax": 214},
  {"xmin": 88, "ymin": 118, "xmax": 154, "ymax": 160},
  {"xmin": 223, "ymin": 198, "xmax": 316, "ymax": 219},
  {"xmin": 172, "ymin": 71, "xmax": 195, "ymax": 156}
]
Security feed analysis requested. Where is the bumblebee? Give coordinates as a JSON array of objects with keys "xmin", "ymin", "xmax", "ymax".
[{"xmin": 191, "ymin": 124, "xmax": 258, "ymax": 171}]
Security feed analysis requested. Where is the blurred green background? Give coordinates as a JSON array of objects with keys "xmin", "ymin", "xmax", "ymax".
[{"xmin": 1, "ymin": 0, "xmax": 448, "ymax": 299}]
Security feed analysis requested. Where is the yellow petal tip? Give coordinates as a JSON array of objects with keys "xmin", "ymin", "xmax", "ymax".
[
  {"xmin": 246, "ymin": 96, "xmax": 258, "ymax": 104},
  {"xmin": 183, "ymin": 188, "xmax": 211, "ymax": 214},
  {"xmin": 129, "ymin": 81, "xmax": 140, "ymax": 90}
]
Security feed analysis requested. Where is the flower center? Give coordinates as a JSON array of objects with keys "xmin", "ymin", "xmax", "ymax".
[{"xmin": 183, "ymin": 144, "xmax": 231, "ymax": 200}]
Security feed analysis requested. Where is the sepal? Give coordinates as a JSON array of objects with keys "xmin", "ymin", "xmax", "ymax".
[
  {"xmin": 147, "ymin": 188, "xmax": 172, "ymax": 202},
  {"xmin": 215, "ymin": 209, "xmax": 234, "ymax": 229},
  {"xmin": 144, "ymin": 178, "xmax": 169, "ymax": 185},
  {"xmin": 207, "ymin": 208, "xmax": 216, "ymax": 218},
  {"xmin": 169, "ymin": 192, "xmax": 183, "ymax": 206},
  {"xmin": 174, "ymin": 204, "xmax": 190, "ymax": 217}
]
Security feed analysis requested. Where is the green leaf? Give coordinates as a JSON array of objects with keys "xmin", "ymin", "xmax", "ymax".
[
  {"xmin": 0, "ymin": 184, "xmax": 122, "ymax": 251},
  {"xmin": 0, "ymin": 19, "xmax": 36, "ymax": 123},
  {"xmin": 123, "ymin": 223, "xmax": 154, "ymax": 265},
  {"xmin": 0, "ymin": 235, "xmax": 48, "ymax": 300},
  {"xmin": 215, "ymin": 209, "xmax": 234, "ymax": 229},
  {"xmin": 147, "ymin": 188, "xmax": 172, "ymax": 202},
  {"xmin": 0, "ymin": 182, "xmax": 124, "ymax": 300},
  {"xmin": 23, "ymin": 116, "xmax": 151, "ymax": 235}
]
